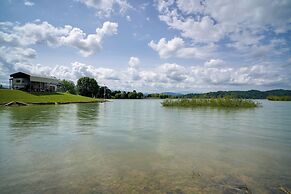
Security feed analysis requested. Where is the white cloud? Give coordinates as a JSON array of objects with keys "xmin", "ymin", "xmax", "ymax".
[
  {"xmin": 1, "ymin": 58, "xmax": 290, "ymax": 91},
  {"xmin": 176, "ymin": 0, "xmax": 205, "ymax": 13},
  {"xmin": 0, "ymin": 21, "xmax": 118, "ymax": 57},
  {"xmin": 126, "ymin": 15, "xmax": 131, "ymax": 22},
  {"xmin": 204, "ymin": 59, "xmax": 225, "ymax": 67},
  {"xmin": 0, "ymin": 46, "xmax": 36, "ymax": 64},
  {"xmin": 148, "ymin": 37, "xmax": 214, "ymax": 59},
  {"xmin": 128, "ymin": 57, "xmax": 140, "ymax": 68},
  {"xmin": 61, "ymin": 21, "xmax": 118, "ymax": 56},
  {"xmin": 24, "ymin": 0, "xmax": 34, "ymax": 6},
  {"xmin": 158, "ymin": 63, "xmax": 187, "ymax": 82},
  {"xmin": 159, "ymin": 14, "xmax": 223, "ymax": 43},
  {"xmin": 79, "ymin": 0, "xmax": 131, "ymax": 17},
  {"xmin": 149, "ymin": 37, "xmax": 184, "ymax": 58},
  {"xmin": 155, "ymin": 0, "xmax": 291, "ymax": 58},
  {"xmin": 127, "ymin": 57, "xmax": 141, "ymax": 81}
]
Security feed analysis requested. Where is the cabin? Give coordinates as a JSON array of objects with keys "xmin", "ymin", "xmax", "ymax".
[{"xmin": 9, "ymin": 72, "xmax": 60, "ymax": 92}]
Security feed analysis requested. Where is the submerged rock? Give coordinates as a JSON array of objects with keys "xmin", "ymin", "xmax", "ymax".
[
  {"xmin": 220, "ymin": 176, "xmax": 252, "ymax": 194},
  {"xmin": 223, "ymin": 184, "xmax": 251, "ymax": 194}
]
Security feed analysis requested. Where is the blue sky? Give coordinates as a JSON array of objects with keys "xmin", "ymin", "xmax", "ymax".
[{"xmin": 0, "ymin": 0, "xmax": 291, "ymax": 93}]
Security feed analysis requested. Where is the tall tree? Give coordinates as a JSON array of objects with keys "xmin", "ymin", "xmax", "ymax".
[
  {"xmin": 77, "ymin": 77, "xmax": 99, "ymax": 97},
  {"xmin": 60, "ymin": 79, "xmax": 76, "ymax": 94}
]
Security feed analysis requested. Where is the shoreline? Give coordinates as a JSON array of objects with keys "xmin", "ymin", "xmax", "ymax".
[
  {"xmin": 0, "ymin": 89, "xmax": 105, "ymax": 106},
  {"xmin": 1, "ymin": 100, "xmax": 106, "ymax": 106}
]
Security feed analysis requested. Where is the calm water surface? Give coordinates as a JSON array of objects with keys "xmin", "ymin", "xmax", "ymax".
[{"xmin": 0, "ymin": 100, "xmax": 290, "ymax": 193}]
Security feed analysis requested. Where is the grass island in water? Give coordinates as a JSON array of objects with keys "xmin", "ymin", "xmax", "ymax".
[
  {"xmin": 162, "ymin": 98, "xmax": 259, "ymax": 108},
  {"xmin": 267, "ymin": 96, "xmax": 291, "ymax": 101}
]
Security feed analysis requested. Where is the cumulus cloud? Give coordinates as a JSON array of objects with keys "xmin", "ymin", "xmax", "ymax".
[
  {"xmin": 24, "ymin": 0, "xmax": 34, "ymax": 6},
  {"xmin": 0, "ymin": 46, "xmax": 36, "ymax": 64},
  {"xmin": 0, "ymin": 21, "xmax": 118, "ymax": 85},
  {"xmin": 128, "ymin": 57, "xmax": 140, "ymax": 68},
  {"xmin": 155, "ymin": 0, "xmax": 291, "ymax": 59},
  {"xmin": 148, "ymin": 37, "xmax": 214, "ymax": 59},
  {"xmin": 157, "ymin": 63, "xmax": 187, "ymax": 82},
  {"xmin": 79, "ymin": 0, "xmax": 131, "ymax": 17},
  {"xmin": 0, "ymin": 21, "xmax": 118, "ymax": 57},
  {"xmin": 204, "ymin": 59, "xmax": 225, "ymax": 67},
  {"xmin": 1, "ymin": 57, "xmax": 290, "ymax": 91},
  {"xmin": 127, "ymin": 57, "xmax": 141, "ymax": 81},
  {"xmin": 61, "ymin": 21, "xmax": 118, "ymax": 56}
]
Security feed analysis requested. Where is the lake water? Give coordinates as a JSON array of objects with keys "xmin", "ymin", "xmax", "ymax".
[{"xmin": 0, "ymin": 100, "xmax": 290, "ymax": 193}]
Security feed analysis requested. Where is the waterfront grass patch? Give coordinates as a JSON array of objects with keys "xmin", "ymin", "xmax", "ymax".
[
  {"xmin": 267, "ymin": 96, "xmax": 291, "ymax": 101},
  {"xmin": 162, "ymin": 98, "xmax": 259, "ymax": 108},
  {"xmin": 0, "ymin": 89, "xmax": 103, "ymax": 104}
]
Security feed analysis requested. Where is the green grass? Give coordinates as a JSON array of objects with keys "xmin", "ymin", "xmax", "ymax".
[
  {"xmin": 0, "ymin": 89, "xmax": 104, "ymax": 104},
  {"xmin": 267, "ymin": 96, "xmax": 291, "ymax": 101},
  {"xmin": 162, "ymin": 98, "xmax": 259, "ymax": 108}
]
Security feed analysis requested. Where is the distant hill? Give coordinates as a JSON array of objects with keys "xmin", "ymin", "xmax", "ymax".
[
  {"xmin": 162, "ymin": 92, "xmax": 183, "ymax": 97},
  {"xmin": 183, "ymin": 89, "xmax": 291, "ymax": 99}
]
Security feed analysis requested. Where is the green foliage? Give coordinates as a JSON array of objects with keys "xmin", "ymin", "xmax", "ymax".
[
  {"xmin": 267, "ymin": 96, "xmax": 291, "ymax": 101},
  {"xmin": 0, "ymin": 89, "xmax": 103, "ymax": 104},
  {"xmin": 146, "ymin": 93, "xmax": 174, "ymax": 99},
  {"xmin": 111, "ymin": 90, "xmax": 144, "ymax": 99},
  {"xmin": 97, "ymin": 86, "xmax": 112, "ymax": 98},
  {"xmin": 60, "ymin": 79, "xmax": 76, "ymax": 94},
  {"xmin": 184, "ymin": 89, "xmax": 291, "ymax": 99},
  {"xmin": 162, "ymin": 98, "xmax": 259, "ymax": 108},
  {"xmin": 137, "ymin": 92, "xmax": 144, "ymax": 99},
  {"xmin": 77, "ymin": 77, "xmax": 99, "ymax": 97}
]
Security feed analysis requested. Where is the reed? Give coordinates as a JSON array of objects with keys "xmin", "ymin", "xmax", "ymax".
[
  {"xmin": 162, "ymin": 98, "xmax": 259, "ymax": 108},
  {"xmin": 267, "ymin": 96, "xmax": 291, "ymax": 101}
]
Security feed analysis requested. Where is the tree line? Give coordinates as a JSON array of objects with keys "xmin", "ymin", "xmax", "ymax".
[
  {"xmin": 59, "ymin": 77, "xmax": 144, "ymax": 99},
  {"xmin": 183, "ymin": 89, "xmax": 291, "ymax": 99}
]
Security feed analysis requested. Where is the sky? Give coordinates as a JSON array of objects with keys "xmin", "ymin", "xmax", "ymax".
[{"xmin": 0, "ymin": 0, "xmax": 291, "ymax": 93}]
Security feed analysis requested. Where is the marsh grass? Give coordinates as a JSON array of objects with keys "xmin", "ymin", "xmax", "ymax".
[
  {"xmin": 162, "ymin": 98, "xmax": 259, "ymax": 108},
  {"xmin": 267, "ymin": 96, "xmax": 291, "ymax": 101}
]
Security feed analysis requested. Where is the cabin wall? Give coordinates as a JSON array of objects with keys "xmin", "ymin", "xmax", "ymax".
[
  {"xmin": 12, "ymin": 78, "xmax": 29, "ymax": 90},
  {"xmin": 30, "ymin": 82, "xmax": 58, "ymax": 92},
  {"xmin": 10, "ymin": 72, "xmax": 60, "ymax": 92}
]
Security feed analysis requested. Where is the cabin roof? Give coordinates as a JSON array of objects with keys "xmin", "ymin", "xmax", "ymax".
[
  {"xmin": 10, "ymin": 72, "xmax": 30, "ymax": 78},
  {"xmin": 10, "ymin": 71, "xmax": 60, "ymax": 84}
]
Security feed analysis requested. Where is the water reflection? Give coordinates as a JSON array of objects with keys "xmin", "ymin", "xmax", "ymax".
[
  {"xmin": 0, "ymin": 100, "xmax": 290, "ymax": 193},
  {"xmin": 8, "ymin": 105, "xmax": 60, "ymax": 139},
  {"xmin": 75, "ymin": 103, "xmax": 99, "ymax": 134}
]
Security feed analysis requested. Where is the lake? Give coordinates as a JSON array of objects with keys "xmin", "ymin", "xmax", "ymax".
[{"xmin": 0, "ymin": 100, "xmax": 290, "ymax": 193}]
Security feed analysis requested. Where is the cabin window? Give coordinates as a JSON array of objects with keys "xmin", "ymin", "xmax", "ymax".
[{"xmin": 15, "ymin": 80, "xmax": 21, "ymax": 83}]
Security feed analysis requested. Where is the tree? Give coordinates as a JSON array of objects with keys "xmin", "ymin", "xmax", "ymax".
[
  {"xmin": 77, "ymin": 77, "xmax": 99, "ymax": 97},
  {"xmin": 137, "ymin": 92, "xmax": 144, "ymax": 99},
  {"xmin": 128, "ymin": 90, "xmax": 137, "ymax": 99},
  {"xmin": 60, "ymin": 79, "xmax": 76, "ymax": 94},
  {"xmin": 98, "ymin": 86, "xmax": 112, "ymax": 98}
]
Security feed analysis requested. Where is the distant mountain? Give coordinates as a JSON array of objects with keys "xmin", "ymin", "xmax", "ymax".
[
  {"xmin": 183, "ymin": 89, "xmax": 291, "ymax": 99},
  {"xmin": 162, "ymin": 92, "xmax": 184, "ymax": 97}
]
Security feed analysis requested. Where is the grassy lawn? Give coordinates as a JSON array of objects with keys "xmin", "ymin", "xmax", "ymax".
[
  {"xmin": 0, "ymin": 89, "xmax": 104, "ymax": 104},
  {"xmin": 162, "ymin": 98, "xmax": 259, "ymax": 108}
]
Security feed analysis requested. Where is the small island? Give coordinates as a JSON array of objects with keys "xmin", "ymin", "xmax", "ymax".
[
  {"xmin": 267, "ymin": 96, "xmax": 291, "ymax": 101},
  {"xmin": 162, "ymin": 98, "xmax": 259, "ymax": 108}
]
